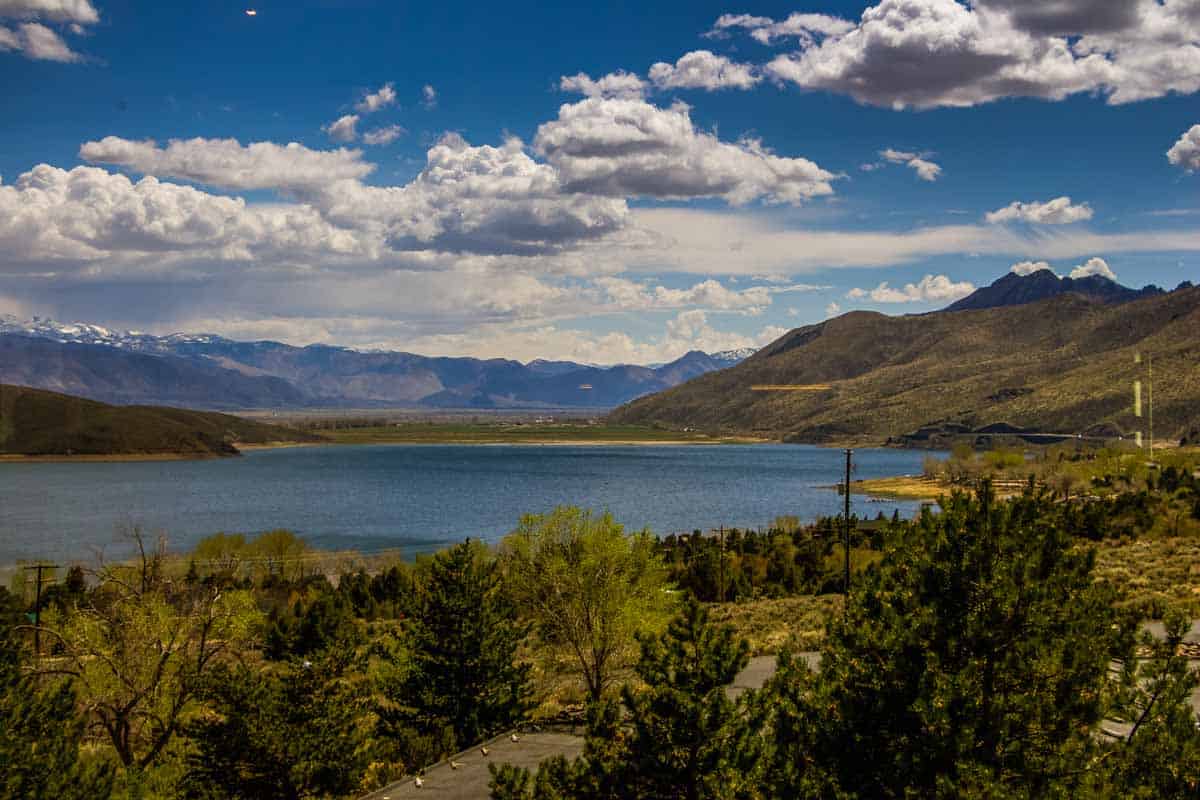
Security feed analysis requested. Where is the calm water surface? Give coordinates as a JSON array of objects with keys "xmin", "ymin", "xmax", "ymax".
[{"xmin": 0, "ymin": 444, "xmax": 938, "ymax": 564}]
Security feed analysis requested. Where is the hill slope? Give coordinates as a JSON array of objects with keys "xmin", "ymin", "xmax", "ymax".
[
  {"xmin": 609, "ymin": 286, "xmax": 1200, "ymax": 444},
  {"xmin": 0, "ymin": 385, "xmax": 320, "ymax": 457}
]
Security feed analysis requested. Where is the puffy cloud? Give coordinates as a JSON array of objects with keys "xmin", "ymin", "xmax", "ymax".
[
  {"xmin": 315, "ymin": 133, "xmax": 629, "ymax": 256},
  {"xmin": 879, "ymin": 147, "xmax": 942, "ymax": 181},
  {"xmin": 79, "ymin": 136, "xmax": 376, "ymax": 193},
  {"xmin": 973, "ymin": 0, "xmax": 1142, "ymax": 36},
  {"xmin": 846, "ymin": 274, "xmax": 976, "ymax": 303},
  {"xmin": 0, "ymin": 164, "xmax": 365, "ymax": 267},
  {"xmin": 0, "ymin": 0, "xmax": 98, "ymax": 23},
  {"xmin": 362, "ymin": 125, "xmax": 405, "ymax": 146},
  {"xmin": 595, "ymin": 276, "xmax": 774, "ymax": 312},
  {"xmin": 323, "ymin": 114, "xmax": 359, "ymax": 143},
  {"xmin": 422, "ymin": 84, "xmax": 437, "ymax": 108},
  {"xmin": 354, "ymin": 82, "xmax": 396, "ymax": 113},
  {"xmin": 754, "ymin": 0, "xmax": 1200, "ymax": 109},
  {"xmin": 986, "ymin": 196, "xmax": 1093, "ymax": 224},
  {"xmin": 824, "ymin": 301, "xmax": 841, "ymax": 317},
  {"xmin": 559, "ymin": 70, "xmax": 647, "ymax": 99},
  {"xmin": 534, "ymin": 97, "xmax": 837, "ymax": 205},
  {"xmin": 1068, "ymin": 256, "xmax": 1116, "ymax": 280},
  {"xmin": 648, "ymin": 50, "xmax": 760, "ymax": 91},
  {"xmin": 1168, "ymin": 124, "xmax": 1200, "ymax": 171},
  {"xmin": 0, "ymin": 20, "xmax": 78, "ymax": 60},
  {"xmin": 1010, "ymin": 260, "xmax": 1054, "ymax": 275},
  {"xmin": 708, "ymin": 12, "xmax": 855, "ymax": 45}
]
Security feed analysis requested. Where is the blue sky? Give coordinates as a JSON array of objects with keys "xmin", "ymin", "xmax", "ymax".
[{"xmin": 2, "ymin": 0, "xmax": 1199, "ymax": 363}]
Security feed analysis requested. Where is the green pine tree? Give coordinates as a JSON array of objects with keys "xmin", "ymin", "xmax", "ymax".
[
  {"xmin": 181, "ymin": 651, "xmax": 368, "ymax": 800},
  {"xmin": 763, "ymin": 485, "xmax": 1136, "ymax": 799},
  {"xmin": 399, "ymin": 540, "xmax": 532, "ymax": 754}
]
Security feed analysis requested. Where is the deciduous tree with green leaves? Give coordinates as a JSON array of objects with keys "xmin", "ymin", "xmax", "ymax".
[
  {"xmin": 0, "ymin": 587, "xmax": 114, "ymax": 800},
  {"xmin": 500, "ymin": 506, "xmax": 670, "ymax": 702},
  {"xmin": 491, "ymin": 598, "xmax": 762, "ymax": 800}
]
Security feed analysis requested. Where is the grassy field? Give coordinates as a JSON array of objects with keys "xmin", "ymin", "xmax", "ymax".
[{"xmin": 316, "ymin": 422, "xmax": 764, "ymax": 445}]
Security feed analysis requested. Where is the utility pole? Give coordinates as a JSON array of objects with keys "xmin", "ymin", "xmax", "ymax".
[
  {"xmin": 843, "ymin": 449, "xmax": 853, "ymax": 607},
  {"xmin": 718, "ymin": 525, "xmax": 725, "ymax": 604},
  {"xmin": 1148, "ymin": 355, "xmax": 1154, "ymax": 461},
  {"xmin": 23, "ymin": 563, "xmax": 59, "ymax": 657}
]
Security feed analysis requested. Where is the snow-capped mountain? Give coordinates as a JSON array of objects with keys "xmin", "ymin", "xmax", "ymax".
[{"xmin": 0, "ymin": 315, "xmax": 758, "ymax": 410}]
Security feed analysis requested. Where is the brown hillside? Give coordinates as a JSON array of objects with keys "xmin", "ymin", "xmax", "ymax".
[
  {"xmin": 0, "ymin": 384, "xmax": 321, "ymax": 457},
  {"xmin": 608, "ymin": 288, "xmax": 1200, "ymax": 444}
]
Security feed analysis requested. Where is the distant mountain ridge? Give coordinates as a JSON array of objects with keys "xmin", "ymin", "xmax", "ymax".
[
  {"xmin": 610, "ymin": 276, "xmax": 1200, "ymax": 445},
  {"xmin": 944, "ymin": 270, "xmax": 1168, "ymax": 312},
  {"xmin": 0, "ymin": 316, "xmax": 753, "ymax": 410}
]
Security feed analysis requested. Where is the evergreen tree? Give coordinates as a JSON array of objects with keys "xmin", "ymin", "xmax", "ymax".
[
  {"xmin": 397, "ymin": 540, "xmax": 531, "ymax": 754},
  {"xmin": 763, "ymin": 486, "xmax": 1136, "ymax": 799},
  {"xmin": 1093, "ymin": 612, "xmax": 1200, "ymax": 798},
  {"xmin": 181, "ymin": 652, "xmax": 367, "ymax": 800}
]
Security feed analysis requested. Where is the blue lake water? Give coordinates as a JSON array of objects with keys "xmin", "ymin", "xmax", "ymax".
[{"xmin": 0, "ymin": 444, "xmax": 938, "ymax": 564}]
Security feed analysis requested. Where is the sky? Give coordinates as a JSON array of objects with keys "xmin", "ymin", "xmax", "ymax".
[{"xmin": 1, "ymin": 0, "xmax": 1199, "ymax": 364}]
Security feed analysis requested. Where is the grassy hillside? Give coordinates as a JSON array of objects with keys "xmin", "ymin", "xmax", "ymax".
[
  {"xmin": 0, "ymin": 384, "xmax": 321, "ymax": 457},
  {"xmin": 609, "ymin": 287, "xmax": 1200, "ymax": 444}
]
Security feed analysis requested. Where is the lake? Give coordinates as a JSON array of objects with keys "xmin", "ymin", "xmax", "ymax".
[{"xmin": 0, "ymin": 444, "xmax": 938, "ymax": 565}]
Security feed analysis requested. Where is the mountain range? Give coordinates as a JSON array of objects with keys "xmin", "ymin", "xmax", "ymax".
[
  {"xmin": 0, "ymin": 316, "xmax": 751, "ymax": 411},
  {"xmin": 610, "ymin": 271, "xmax": 1200, "ymax": 444}
]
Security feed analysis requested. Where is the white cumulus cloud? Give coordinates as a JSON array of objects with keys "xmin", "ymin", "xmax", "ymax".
[
  {"xmin": 323, "ymin": 114, "xmax": 359, "ymax": 143},
  {"xmin": 354, "ymin": 82, "xmax": 396, "ymax": 113},
  {"xmin": 1168, "ymin": 124, "xmax": 1200, "ymax": 171},
  {"xmin": 708, "ymin": 12, "xmax": 855, "ymax": 45},
  {"xmin": 534, "ymin": 97, "xmax": 837, "ymax": 205},
  {"xmin": 362, "ymin": 125, "xmax": 405, "ymax": 146},
  {"xmin": 0, "ymin": 0, "xmax": 99, "ymax": 23},
  {"xmin": 422, "ymin": 84, "xmax": 437, "ymax": 108},
  {"xmin": 559, "ymin": 70, "xmax": 647, "ymax": 99},
  {"xmin": 1009, "ymin": 260, "xmax": 1054, "ymax": 275},
  {"xmin": 0, "ymin": 20, "xmax": 78, "ymax": 60},
  {"xmin": 648, "ymin": 50, "xmax": 760, "ymax": 91},
  {"xmin": 846, "ymin": 273, "xmax": 975, "ymax": 303},
  {"xmin": 1069, "ymin": 256, "xmax": 1116, "ymax": 280},
  {"xmin": 878, "ymin": 148, "xmax": 943, "ymax": 181},
  {"xmin": 986, "ymin": 196, "xmax": 1093, "ymax": 224},
  {"xmin": 749, "ymin": 0, "xmax": 1200, "ymax": 110},
  {"xmin": 79, "ymin": 136, "xmax": 376, "ymax": 193}
]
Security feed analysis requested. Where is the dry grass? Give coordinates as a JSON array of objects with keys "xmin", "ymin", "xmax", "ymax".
[
  {"xmin": 706, "ymin": 595, "xmax": 842, "ymax": 655},
  {"xmin": 1093, "ymin": 536, "xmax": 1200, "ymax": 618}
]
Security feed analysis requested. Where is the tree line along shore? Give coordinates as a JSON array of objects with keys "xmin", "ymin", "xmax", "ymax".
[{"xmin": 3, "ymin": 448, "xmax": 1200, "ymax": 799}]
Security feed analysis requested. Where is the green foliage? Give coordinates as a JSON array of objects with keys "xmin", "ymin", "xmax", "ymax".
[
  {"xmin": 181, "ymin": 653, "xmax": 368, "ymax": 800},
  {"xmin": 391, "ymin": 540, "xmax": 531, "ymax": 755},
  {"xmin": 764, "ymin": 486, "xmax": 1136, "ymax": 799},
  {"xmin": 0, "ymin": 588, "xmax": 114, "ymax": 800},
  {"xmin": 491, "ymin": 599, "xmax": 762, "ymax": 800},
  {"xmin": 1094, "ymin": 612, "xmax": 1200, "ymax": 797},
  {"xmin": 502, "ymin": 506, "xmax": 671, "ymax": 702},
  {"xmin": 264, "ymin": 582, "xmax": 364, "ymax": 660}
]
